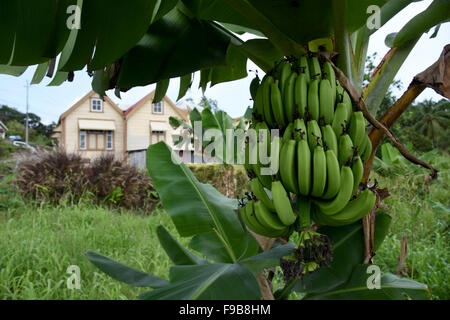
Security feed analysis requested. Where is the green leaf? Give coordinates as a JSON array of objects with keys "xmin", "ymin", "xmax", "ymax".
[
  {"xmin": 305, "ymin": 264, "xmax": 431, "ymax": 300},
  {"xmin": 210, "ymin": 44, "xmax": 248, "ymax": 87},
  {"xmin": 239, "ymin": 243, "xmax": 295, "ymax": 276},
  {"xmin": 393, "ymin": 0, "xmax": 450, "ymax": 48},
  {"xmin": 293, "ymin": 211, "xmax": 392, "ymax": 294},
  {"xmin": 86, "ymin": 250, "xmax": 169, "ymax": 288},
  {"xmin": 0, "ymin": 65, "xmax": 27, "ymax": 76},
  {"xmin": 154, "ymin": 79, "xmax": 170, "ymax": 103},
  {"xmin": 178, "ymin": 74, "xmax": 192, "ymax": 101},
  {"xmin": 364, "ymin": 38, "xmax": 420, "ymax": 115},
  {"xmin": 47, "ymin": 71, "xmax": 69, "ymax": 86},
  {"xmin": 146, "ymin": 142, "xmax": 259, "ymax": 263},
  {"xmin": 237, "ymin": 39, "xmax": 283, "ymax": 72},
  {"xmin": 116, "ymin": 8, "xmax": 231, "ymax": 88},
  {"xmin": 139, "ymin": 263, "xmax": 261, "ymax": 300},
  {"xmin": 199, "ymin": 69, "xmax": 212, "ymax": 93},
  {"xmin": 31, "ymin": 61, "xmax": 50, "ymax": 85},
  {"xmin": 247, "ymin": 0, "xmax": 386, "ymax": 45},
  {"xmin": 91, "ymin": 69, "xmax": 106, "ymax": 96},
  {"xmin": 59, "ymin": 0, "xmax": 158, "ymax": 71},
  {"xmin": 156, "ymin": 225, "xmax": 207, "ymax": 266}
]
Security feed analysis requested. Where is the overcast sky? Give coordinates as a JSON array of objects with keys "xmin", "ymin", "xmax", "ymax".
[{"xmin": 0, "ymin": 0, "xmax": 448, "ymax": 125}]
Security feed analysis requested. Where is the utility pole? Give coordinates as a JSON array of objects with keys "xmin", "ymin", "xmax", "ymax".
[{"xmin": 25, "ymin": 80, "xmax": 29, "ymax": 144}]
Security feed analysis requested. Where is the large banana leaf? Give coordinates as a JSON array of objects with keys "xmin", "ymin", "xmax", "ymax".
[
  {"xmin": 139, "ymin": 263, "xmax": 261, "ymax": 300},
  {"xmin": 146, "ymin": 142, "xmax": 259, "ymax": 263},
  {"xmin": 115, "ymin": 8, "xmax": 233, "ymax": 88},
  {"xmin": 156, "ymin": 225, "xmax": 208, "ymax": 266},
  {"xmin": 247, "ymin": 0, "xmax": 387, "ymax": 45},
  {"xmin": 305, "ymin": 264, "xmax": 431, "ymax": 300},
  {"xmin": 85, "ymin": 251, "xmax": 169, "ymax": 288}
]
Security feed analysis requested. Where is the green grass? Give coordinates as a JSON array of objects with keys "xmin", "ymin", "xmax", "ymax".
[
  {"xmin": 372, "ymin": 154, "xmax": 449, "ymax": 300},
  {"xmin": 0, "ymin": 205, "xmax": 185, "ymax": 299}
]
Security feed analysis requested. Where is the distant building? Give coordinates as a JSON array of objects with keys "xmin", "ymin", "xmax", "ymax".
[{"xmin": 52, "ymin": 90, "xmax": 197, "ymax": 167}]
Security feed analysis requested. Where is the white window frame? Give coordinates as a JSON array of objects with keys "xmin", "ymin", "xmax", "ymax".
[
  {"xmin": 106, "ymin": 131, "xmax": 113, "ymax": 150},
  {"xmin": 80, "ymin": 130, "xmax": 87, "ymax": 150},
  {"xmin": 91, "ymin": 98, "xmax": 103, "ymax": 112},
  {"xmin": 153, "ymin": 102, "xmax": 163, "ymax": 114}
]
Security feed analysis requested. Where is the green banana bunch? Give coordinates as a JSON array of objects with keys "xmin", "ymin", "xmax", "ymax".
[{"xmin": 250, "ymin": 178, "xmax": 275, "ymax": 212}]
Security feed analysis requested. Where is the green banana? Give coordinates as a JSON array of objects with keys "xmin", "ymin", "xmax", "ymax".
[
  {"xmin": 336, "ymin": 83, "xmax": 344, "ymax": 104},
  {"xmin": 309, "ymin": 56, "xmax": 322, "ymax": 79},
  {"xmin": 312, "ymin": 189, "xmax": 376, "ymax": 226},
  {"xmin": 338, "ymin": 133, "xmax": 354, "ymax": 167},
  {"xmin": 272, "ymin": 181, "xmax": 297, "ymax": 226},
  {"xmin": 280, "ymin": 140, "xmax": 299, "ymax": 194},
  {"xmin": 279, "ymin": 61, "xmax": 292, "ymax": 96},
  {"xmin": 250, "ymin": 76, "xmax": 260, "ymax": 101},
  {"xmin": 282, "ymin": 122, "xmax": 294, "ymax": 146},
  {"xmin": 361, "ymin": 134, "xmax": 372, "ymax": 163},
  {"xmin": 307, "ymin": 119, "xmax": 322, "ymax": 151},
  {"xmin": 250, "ymin": 178, "xmax": 275, "ymax": 212},
  {"xmin": 311, "ymin": 145, "xmax": 327, "ymax": 197},
  {"xmin": 297, "ymin": 138, "xmax": 311, "ymax": 196},
  {"xmin": 314, "ymin": 165, "xmax": 354, "ymax": 215},
  {"xmin": 244, "ymin": 200, "xmax": 289, "ymax": 237},
  {"xmin": 319, "ymin": 79, "xmax": 334, "ymax": 125},
  {"xmin": 351, "ymin": 156, "xmax": 364, "ymax": 196},
  {"xmin": 254, "ymin": 200, "xmax": 286, "ymax": 230},
  {"xmin": 284, "ymin": 72, "xmax": 297, "ymax": 123},
  {"xmin": 253, "ymin": 83, "xmax": 264, "ymax": 120},
  {"xmin": 299, "ymin": 56, "xmax": 311, "ymax": 83},
  {"xmin": 321, "ymin": 124, "xmax": 338, "ymax": 156},
  {"xmin": 321, "ymin": 149, "xmax": 341, "ymax": 200},
  {"xmin": 349, "ymin": 111, "xmax": 366, "ymax": 150},
  {"xmin": 294, "ymin": 73, "xmax": 308, "ymax": 118},
  {"xmin": 343, "ymin": 91, "xmax": 352, "ymax": 122},
  {"xmin": 293, "ymin": 118, "xmax": 307, "ymax": 141},
  {"xmin": 307, "ymin": 79, "xmax": 320, "ymax": 121},
  {"xmin": 262, "ymin": 76, "xmax": 275, "ymax": 128},
  {"xmin": 270, "ymin": 80, "xmax": 287, "ymax": 127},
  {"xmin": 323, "ymin": 61, "xmax": 336, "ymax": 106},
  {"xmin": 332, "ymin": 102, "xmax": 349, "ymax": 137}
]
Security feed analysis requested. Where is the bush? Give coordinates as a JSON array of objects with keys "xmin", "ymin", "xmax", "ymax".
[
  {"xmin": 16, "ymin": 151, "xmax": 158, "ymax": 211},
  {"xmin": 188, "ymin": 163, "xmax": 249, "ymax": 198}
]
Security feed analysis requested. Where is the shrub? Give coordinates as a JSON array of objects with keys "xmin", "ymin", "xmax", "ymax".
[{"xmin": 16, "ymin": 151, "xmax": 158, "ymax": 211}]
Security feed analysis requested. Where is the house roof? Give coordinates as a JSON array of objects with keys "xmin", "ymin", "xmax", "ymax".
[
  {"xmin": 124, "ymin": 90, "xmax": 190, "ymax": 122},
  {"xmin": 0, "ymin": 120, "xmax": 7, "ymax": 131},
  {"xmin": 59, "ymin": 90, "xmax": 124, "ymax": 122}
]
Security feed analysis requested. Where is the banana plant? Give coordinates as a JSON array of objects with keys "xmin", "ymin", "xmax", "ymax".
[{"xmin": 1, "ymin": 0, "xmax": 447, "ymax": 300}]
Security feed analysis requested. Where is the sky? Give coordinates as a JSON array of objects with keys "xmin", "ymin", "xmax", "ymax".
[{"xmin": 0, "ymin": 0, "xmax": 448, "ymax": 125}]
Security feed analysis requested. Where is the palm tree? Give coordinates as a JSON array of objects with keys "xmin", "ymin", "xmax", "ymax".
[{"xmin": 414, "ymin": 99, "xmax": 450, "ymax": 149}]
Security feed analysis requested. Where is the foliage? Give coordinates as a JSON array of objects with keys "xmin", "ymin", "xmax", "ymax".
[
  {"xmin": 15, "ymin": 151, "xmax": 158, "ymax": 211},
  {"xmin": 188, "ymin": 164, "xmax": 250, "ymax": 198},
  {"xmin": 0, "ymin": 105, "xmax": 56, "ymax": 139}
]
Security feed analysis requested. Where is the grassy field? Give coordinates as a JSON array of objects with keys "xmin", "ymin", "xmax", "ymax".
[{"xmin": 0, "ymin": 155, "xmax": 448, "ymax": 300}]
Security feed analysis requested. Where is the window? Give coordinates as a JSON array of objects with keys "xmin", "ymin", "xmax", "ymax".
[
  {"xmin": 106, "ymin": 131, "xmax": 113, "ymax": 150},
  {"xmin": 151, "ymin": 130, "xmax": 165, "ymax": 144},
  {"xmin": 79, "ymin": 130, "xmax": 113, "ymax": 151},
  {"xmin": 91, "ymin": 99, "xmax": 103, "ymax": 112},
  {"xmin": 153, "ymin": 102, "xmax": 162, "ymax": 114},
  {"xmin": 80, "ymin": 130, "xmax": 86, "ymax": 150}
]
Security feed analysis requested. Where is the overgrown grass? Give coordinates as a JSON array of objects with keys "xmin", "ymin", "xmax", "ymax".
[
  {"xmin": 0, "ymin": 205, "xmax": 184, "ymax": 299},
  {"xmin": 372, "ymin": 153, "xmax": 449, "ymax": 300}
]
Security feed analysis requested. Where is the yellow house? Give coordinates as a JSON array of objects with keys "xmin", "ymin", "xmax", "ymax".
[{"xmin": 53, "ymin": 90, "xmax": 193, "ymax": 164}]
